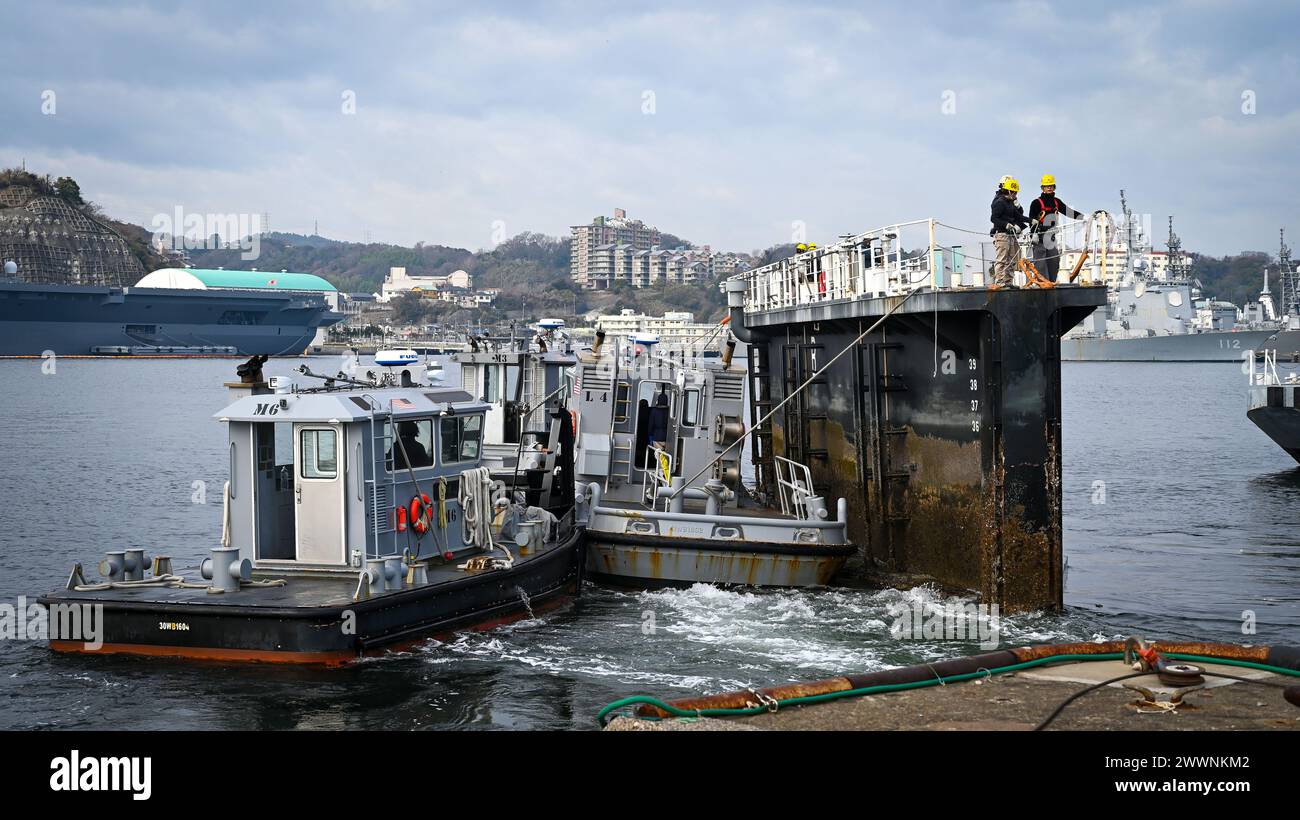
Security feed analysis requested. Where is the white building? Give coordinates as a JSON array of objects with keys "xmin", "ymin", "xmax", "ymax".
[
  {"xmin": 590, "ymin": 309, "xmax": 725, "ymax": 349},
  {"xmin": 379, "ymin": 266, "xmax": 473, "ymax": 301}
]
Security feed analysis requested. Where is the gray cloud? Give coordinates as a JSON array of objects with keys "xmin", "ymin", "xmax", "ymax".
[{"xmin": 1, "ymin": 0, "xmax": 1294, "ymax": 255}]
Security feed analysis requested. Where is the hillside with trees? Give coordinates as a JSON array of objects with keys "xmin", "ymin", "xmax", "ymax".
[
  {"xmin": 7, "ymin": 167, "xmax": 1289, "ymax": 323},
  {"xmin": 189, "ymin": 229, "xmax": 730, "ymax": 323}
]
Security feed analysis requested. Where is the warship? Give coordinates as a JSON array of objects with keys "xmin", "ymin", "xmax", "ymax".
[
  {"xmin": 0, "ymin": 181, "xmax": 339, "ymax": 356},
  {"xmin": 1061, "ymin": 196, "xmax": 1300, "ymax": 362}
]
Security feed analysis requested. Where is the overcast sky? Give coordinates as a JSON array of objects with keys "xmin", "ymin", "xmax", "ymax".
[{"xmin": 3, "ymin": 0, "xmax": 1296, "ymax": 256}]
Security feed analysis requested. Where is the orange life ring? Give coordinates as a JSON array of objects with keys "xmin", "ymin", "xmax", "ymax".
[{"xmin": 409, "ymin": 494, "xmax": 432, "ymax": 534}]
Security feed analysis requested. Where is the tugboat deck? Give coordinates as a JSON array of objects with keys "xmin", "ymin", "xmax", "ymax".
[{"xmin": 43, "ymin": 549, "xmax": 562, "ymax": 614}]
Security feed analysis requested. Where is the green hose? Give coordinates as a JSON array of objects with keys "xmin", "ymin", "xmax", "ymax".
[{"xmin": 597, "ymin": 652, "xmax": 1300, "ymax": 727}]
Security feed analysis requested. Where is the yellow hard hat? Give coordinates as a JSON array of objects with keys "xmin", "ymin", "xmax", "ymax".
[
  {"xmin": 1041, "ymin": 173, "xmax": 1056, "ymax": 187},
  {"xmin": 999, "ymin": 175, "xmax": 1020, "ymax": 193},
  {"xmin": 808, "ymin": 242, "xmax": 817, "ymax": 250},
  {"xmin": 796, "ymin": 243, "xmax": 808, "ymax": 252}
]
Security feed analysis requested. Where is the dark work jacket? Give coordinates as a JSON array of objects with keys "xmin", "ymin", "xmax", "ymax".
[
  {"xmin": 990, "ymin": 193, "xmax": 1029, "ymax": 236},
  {"xmin": 1029, "ymin": 193, "xmax": 1084, "ymax": 232}
]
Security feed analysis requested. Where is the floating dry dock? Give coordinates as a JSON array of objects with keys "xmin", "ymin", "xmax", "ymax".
[
  {"xmin": 727, "ymin": 220, "xmax": 1108, "ymax": 612},
  {"xmin": 602, "ymin": 640, "xmax": 1300, "ymax": 731}
]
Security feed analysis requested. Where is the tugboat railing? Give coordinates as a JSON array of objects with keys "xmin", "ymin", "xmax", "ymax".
[
  {"xmin": 642, "ymin": 447, "xmax": 674, "ymax": 511},
  {"xmin": 1248, "ymin": 349, "xmax": 1281, "ymax": 386},
  {"xmin": 773, "ymin": 456, "xmax": 816, "ymax": 519}
]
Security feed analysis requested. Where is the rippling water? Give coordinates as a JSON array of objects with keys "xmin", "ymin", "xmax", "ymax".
[{"xmin": 0, "ymin": 356, "xmax": 1295, "ymax": 729}]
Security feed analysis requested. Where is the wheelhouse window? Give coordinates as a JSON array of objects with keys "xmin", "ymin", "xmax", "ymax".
[
  {"xmin": 440, "ymin": 414, "xmax": 483, "ymax": 464},
  {"xmin": 682, "ymin": 389, "xmax": 700, "ymax": 427},
  {"xmin": 300, "ymin": 429, "xmax": 338, "ymax": 479},
  {"xmin": 386, "ymin": 418, "xmax": 434, "ymax": 470}
]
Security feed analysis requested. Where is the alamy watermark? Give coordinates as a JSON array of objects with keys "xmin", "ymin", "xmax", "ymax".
[
  {"xmin": 889, "ymin": 599, "xmax": 1000, "ymax": 649},
  {"xmin": 150, "ymin": 207, "xmax": 262, "ymax": 261},
  {"xmin": 0, "ymin": 596, "xmax": 102, "ymax": 650}
]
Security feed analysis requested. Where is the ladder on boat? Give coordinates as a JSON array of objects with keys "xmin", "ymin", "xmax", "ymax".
[
  {"xmin": 747, "ymin": 343, "xmax": 776, "ymax": 496},
  {"xmin": 360, "ymin": 394, "xmax": 396, "ymax": 561},
  {"xmin": 605, "ymin": 339, "xmax": 627, "ymax": 492}
]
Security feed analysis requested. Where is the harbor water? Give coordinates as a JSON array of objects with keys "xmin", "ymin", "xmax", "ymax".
[{"xmin": 0, "ymin": 356, "xmax": 1295, "ymax": 729}]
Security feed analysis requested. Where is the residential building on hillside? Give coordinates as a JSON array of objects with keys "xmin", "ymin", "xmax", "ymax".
[
  {"xmin": 379, "ymin": 266, "xmax": 473, "ymax": 301},
  {"xmin": 570, "ymin": 209, "xmax": 660, "ymax": 288}
]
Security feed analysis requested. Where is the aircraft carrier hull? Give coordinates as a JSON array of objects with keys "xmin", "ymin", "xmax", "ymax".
[
  {"xmin": 0, "ymin": 281, "xmax": 340, "ymax": 356},
  {"xmin": 1061, "ymin": 329, "xmax": 1300, "ymax": 362}
]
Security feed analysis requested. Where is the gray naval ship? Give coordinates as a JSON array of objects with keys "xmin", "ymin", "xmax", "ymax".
[
  {"xmin": 1061, "ymin": 201, "xmax": 1300, "ymax": 362},
  {"xmin": 0, "ymin": 268, "xmax": 343, "ymax": 356},
  {"xmin": 0, "ymin": 179, "xmax": 339, "ymax": 356}
]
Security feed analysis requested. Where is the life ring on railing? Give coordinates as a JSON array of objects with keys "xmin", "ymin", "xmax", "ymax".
[
  {"xmin": 409, "ymin": 494, "xmax": 433, "ymax": 534},
  {"xmin": 570, "ymin": 410, "xmax": 579, "ymax": 436},
  {"xmin": 817, "ymin": 269, "xmax": 827, "ymax": 294}
]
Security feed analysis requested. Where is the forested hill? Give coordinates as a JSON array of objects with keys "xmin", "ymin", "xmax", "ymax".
[
  {"xmin": 190, "ymin": 231, "xmax": 730, "ymax": 320},
  {"xmin": 1191, "ymin": 251, "xmax": 1274, "ymax": 309}
]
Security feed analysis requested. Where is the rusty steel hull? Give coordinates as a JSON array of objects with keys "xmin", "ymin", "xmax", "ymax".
[
  {"xmin": 741, "ymin": 286, "xmax": 1107, "ymax": 612},
  {"xmin": 585, "ymin": 531, "xmax": 853, "ymax": 588}
]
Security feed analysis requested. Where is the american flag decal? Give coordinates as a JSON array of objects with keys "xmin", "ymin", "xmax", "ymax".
[
  {"xmin": 573, "ymin": 370, "xmax": 582, "ymax": 396},
  {"xmin": 393, "ymin": 398, "xmax": 415, "ymax": 410}
]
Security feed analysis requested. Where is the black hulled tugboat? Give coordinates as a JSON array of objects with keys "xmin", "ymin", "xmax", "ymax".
[{"xmin": 39, "ymin": 355, "xmax": 583, "ymax": 664}]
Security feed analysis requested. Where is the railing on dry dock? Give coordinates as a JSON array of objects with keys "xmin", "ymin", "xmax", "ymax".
[
  {"xmin": 730, "ymin": 216, "xmax": 1104, "ymax": 314},
  {"xmin": 735, "ymin": 219, "xmax": 948, "ymax": 314}
]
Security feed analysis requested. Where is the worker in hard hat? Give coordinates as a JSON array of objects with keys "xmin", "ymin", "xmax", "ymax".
[
  {"xmin": 989, "ymin": 175, "xmax": 1030, "ymax": 289},
  {"xmin": 1028, "ymin": 174, "xmax": 1086, "ymax": 282}
]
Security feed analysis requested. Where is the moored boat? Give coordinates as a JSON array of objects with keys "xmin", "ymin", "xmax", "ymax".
[
  {"xmin": 572, "ymin": 331, "xmax": 854, "ymax": 587},
  {"xmin": 39, "ymin": 355, "xmax": 583, "ymax": 664}
]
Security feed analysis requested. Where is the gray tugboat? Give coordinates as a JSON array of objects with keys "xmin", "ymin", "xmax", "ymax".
[
  {"xmin": 572, "ymin": 330, "xmax": 854, "ymax": 588},
  {"xmin": 39, "ymin": 355, "xmax": 583, "ymax": 664},
  {"xmin": 450, "ymin": 319, "xmax": 579, "ymax": 516},
  {"xmin": 1247, "ymin": 348, "xmax": 1300, "ymax": 463}
]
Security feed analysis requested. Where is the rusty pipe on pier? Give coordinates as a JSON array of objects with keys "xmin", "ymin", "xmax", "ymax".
[{"xmin": 633, "ymin": 640, "xmax": 1300, "ymax": 718}]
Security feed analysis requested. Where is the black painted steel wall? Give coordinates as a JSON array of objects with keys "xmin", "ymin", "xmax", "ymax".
[{"xmin": 744, "ymin": 288, "xmax": 1104, "ymax": 613}]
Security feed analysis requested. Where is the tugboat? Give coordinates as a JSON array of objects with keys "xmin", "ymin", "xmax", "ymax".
[
  {"xmin": 573, "ymin": 330, "xmax": 854, "ymax": 587},
  {"xmin": 450, "ymin": 321, "xmax": 580, "ymax": 512},
  {"xmin": 1247, "ymin": 348, "xmax": 1300, "ymax": 462},
  {"xmin": 39, "ymin": 355, "xmax": 583, "ymax": 664}
]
